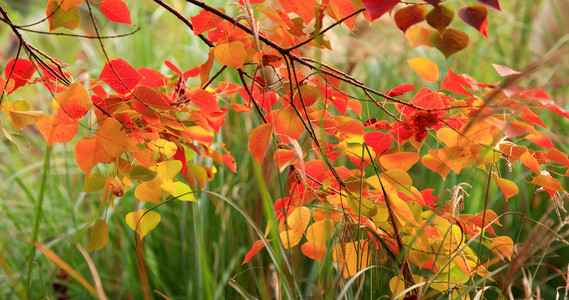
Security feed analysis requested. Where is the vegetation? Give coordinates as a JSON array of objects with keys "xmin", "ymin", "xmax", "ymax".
[{"xmin": 1, "ymin": 0, "xmax": 568, "ymax": 299}]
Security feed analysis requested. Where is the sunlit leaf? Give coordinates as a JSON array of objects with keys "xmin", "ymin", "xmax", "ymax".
[
  {"xmin": 125, "ymin": 209, "xmax": 161, "ymax": 240},
  {"xmin": 286, "ymin": 207, "xmax": 311, "ymax": 233},
  {"xmin": 99, "ymin": 57, "xmax": 142, "ymax": 95},
  {"xmin": 380, "ymin": 152, "xmax": 420, "ymax": 171},
  {"xmin": 56, "ymin": 83, "xmax": 93, "ymax": 120},
  {"xmin": 492, "ymin": 175, "xmax": 518, "ymax": 201},
  {"xmin": 405, "ymin": 25, "xmax": 435, "ymax": 48},
  {"xmin": 489, "ymin": 236, "xmax": 513, "ymax": 260},
  {"xmin": 279, "ymin": 0, "xmax": 318, "ymax": 24},
  {"xmin": 407, "ymin": 57, "xmax": 439, "ymax": 82},
  {"xmin": 87, "ymin": 219, "xmax": 109, "ymax": 251},
  {"xmin": 96, "ymin": 117, "xmax": 129, "ymax": 157},
  {"xmin": 75, "ymin": 136, "xmax": 113, "ymax": 177},
  {"xmin": 37, "ymin": 111, "xmax": 79, "ymax": 146},
  {"xmin": 173, "ymin": 181, "xmax": 197, "ymax": 202},
  {"xmin": 279, "ymin": 230, "xmax": 303, "ymax": 249},
  {"xmin": 214, "ymin": 41, "xmax": 246, "ymax": 69},
  {"xmin": 9, "ymin": 111, "xmax": 44, "ymax": 130},
  {"xmin": 98, "ymin": 0, "xmax": 132, "ymax": 24},
  {"xmin": 332, "ymin": 240, "xmax": 370, "ymax": 278},
  {"xmin": 46, "ymin": 1, "xmax": 81, "ymax": 32},
  {"xmin": 248, "ymin": 123, "xmax": 273, "ymax": 166},
  {"xmin": 192, "ymin": 9, "xmax": 223, "ymax": 35},
  {"xmin": 242, "ymin": 239, "xmax": 271, "ymax": 264}
]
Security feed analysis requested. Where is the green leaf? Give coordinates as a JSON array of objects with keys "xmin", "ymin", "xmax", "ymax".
[
  {"xmin": 81, "ymin": 173, "xmax": 107, "ymax": 193},
  {"xmin": 430, "ymin": 28, "xmax": 469, "ymax": 59},
  {"xmin": 129, "ymin": 165, "xmax": 158, "ymax": 182},
  {"xmin": 2, "ymin": 128, "xmax": 30, "ymax": 153},
  {"xmin": 46, "ymin": 0, "xmax": 81, "ymax": 32},
  {"xmin": 87, "ymin": 219, "xmax": 109, "ymax": 251},
  {"xmin": 426, "ymin": 4, "xmax": 454, "ymax": 34}
]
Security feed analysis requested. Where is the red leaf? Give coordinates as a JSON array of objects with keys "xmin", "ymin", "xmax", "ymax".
[
  {"xmin": 98, "ymin": 0, "xmax": 132, "ymax": 24},
  {"xmin": 441, "ymin": 68, "xmax": 473, "ymax": 96},
  {"xmin": 394, "ymin": 5, "xmax": 427, "ymax": 33},
  {"xmin": 99, "ymin": 57, "xmax": 142, "ymax": 95},
  {"xmin": 364, "ymin": 132, "xmax": 392, "ymax": 154},
  {"xmin": 4, "ymin": 58, "xmax": 36, "ymax": 94},
  {"xmin": 458, "ymin": 5, "xmax": 488, "ymax": 38},
  {"xmin": 189, "ymin": 89, "xmax": 221, "ymax": 113},
  {"xmin": 132, "ymin": 86, "xmax": 175, "ymax": 111},
  {"xmin": 137, "ymin": 67, "xmax": 167, "ymax": 87},
  {"xmin": 476, "ymin": 0, "xmax": 501, "ymax": 11},
  {"xmin": 242, "ymin": 239, "xmax": 270, "ymax": 264},
  {"xmin": 222, "ymin": 154, "xmax": 237, "ymax": 173},
  {"xmin": 361, "ymin": 0, "xmax": 399, "ymax": 21},
  {"xmin": 524, "ymin": 132, "xmax": 553, "ymax": 149},
  {"xmin": 279, "ymin": 0, "xmax": 318, "ymax": 24},
  {"xmin": 191, "ymin": 9, "xmax": 223, "ymax": 35},
  {"xmin": 386, "ymin": 84, "xmax": 415, "ymax": 97}
]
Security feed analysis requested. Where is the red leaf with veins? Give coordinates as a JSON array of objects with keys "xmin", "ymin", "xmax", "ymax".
[
  {"xmin": 99, "ymin": 57, "xmax": 142, "ymax": 95},
  {"xmin": 99, "ymin": 0, "xmax": 132, "ymax": 24}
]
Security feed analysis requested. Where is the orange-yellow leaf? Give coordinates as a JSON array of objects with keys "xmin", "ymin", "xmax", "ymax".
[
  {"xmin": 380, "ymin": 152, "xmax": 420, "ymax": 171},
  {"xmin": 147, "ymin": 138, "xmax": 177, "ymax": 158},
  {"xmin": 407, "ymin": 57, "xmax": 439, "ymax": 82},
  {"xmin": 524, "ymin": 132, "xmax": 553, "ymax": 149},
  {"xmin": 272, "ymin": 109, "xmax": 304, "ymax": 143},
  {"xmin": 492, "ymin": 175, "xmax": 518, "ymax": 201},
  {"xmin": 248, "ymin": 123, "xmax": 273, "ymax": 166},
  {"xmin": 75, "ymin": 136, "xmax": 114, "ymax": 177},
  {"xmin": 37, "ymin": 112, "xmax": 79, "ymax": 146},
  {"xmin": 214, "ymin": 41, "xmax": 246, "ymax": 69},
  {"xmin": 135, "ymin": 160, "xmax": 182, "ymax": 203},
  {"xmin": 286, "ymin": 207, "xmax": 311, "ymax": 233},
  {"xmin": 335, "ymin": 119, "xmax": 364, "ymax": 144},
  {"xmin": 279, "ymin": 230, "xmax": 303, "ymax": 249},
  {"xmin": 332, "ymin": 240, "xmax": 370, "ymax": 278},
  {"xmin": 301, "ymin": 242, "xmax": 327, "ymax": 263},
  {"xmin": 96, "ymin": 117, "xmax": 129, "ymax": 157},
  {"xmin": 305, "ymin": 219, "xmax": 334, "ymax": 246},
  {"xmin": 87, "ymin": 219, "xmax": 109, "ymax": 251},
  {"xmin": 489, "ymin": 236, "xmax": 514, "ymax": 260},
  {"xmin": 242, "ymin": 239, "xmax": 271, "ymax": 264},
  {"xmin": 56, "ymin": 83, "xmax": 92, "ymax": 120},
  {"xmin": 519, "ymin": 151, "xmax": 540, "ymax": 173},
  {"xmin": 273, "ymin": 149, "xmax": 300, "ymax": 169},
  {"xmin": 125, "ymin": 209, "xmax": 161, "ymax": 240},
  {"xmin": 405, "ymin": 25, "xmax": 435, "ymax": 48},
  {"xmin": 547, "ymin": 148, "xmax": 569, "ymax": 167},
  {"xmin": 9, "ymin": 110, "xmax": 44, "ymax": 130},
  {"xmin": 531, "ymin": 175, "xmax": 564, "ymax": 193},
  {"xmin": 438, "ymin": 146, "xmax": 476, "ymax": 174},
  {"xmin": 55, "ymin": 0, "xmax": 84, "ymax": 10},
  {"xmin": 422, "ymin": 152, "xmax": 451, "ymax": 179}
]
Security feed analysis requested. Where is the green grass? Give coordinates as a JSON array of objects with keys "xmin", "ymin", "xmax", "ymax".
[{"xmin": 1, "ymin": 0, "xmax": 569, "ymax": 299}]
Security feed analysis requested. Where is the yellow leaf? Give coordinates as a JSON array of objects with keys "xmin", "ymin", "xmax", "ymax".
[
  {"xmin": 407, "ymin": 57, "xmax": 439, "ymax": 82},
  {"xmin": 287, "ymin": 206, "xmax": 311, "ymax": 233},
  {"xmin": 87, "ymin": 219, "xmax": 109, "ymax": 251},
  {"xmin": 379, "ymin": 152, "xmax": 420, "ymax": 171},
  {"xmin": 332, "ymin": 240, "xmax": 370, "ymax": 278},
  {"xmin": 405, "ymin": 25, "xmax": 435, "ymax": 48},
  {"xmin": 125, "ymin": 209, "xmax": 161, "ymax": 240},
  {"xmin": 279, "ymin": 229, "xmax": 303, "ymax": 249},
  {"xmin": 214, "ymin": 41, "xmax": 246, "ymax": 69},
  {"xmin": 9, "ymin": 110, "xmax": 44, "ymax": 130},
  {"xmin": 490, "ymin": 236, "xmax": 514, "ymax": 260},
  {"xmin": 147, "ymin": 138, "xmax": 177, "ymax": 158},
  {"xmin": 305, "ymin": 219, "xmax": 334, "ymax": 246},
  {"xmin": 173, "ymin": 181, "xmax": 197, "ymax": 202},
  {"xmin": 135, "ymin": 160, "xmax": 182, "ymax": 203}
]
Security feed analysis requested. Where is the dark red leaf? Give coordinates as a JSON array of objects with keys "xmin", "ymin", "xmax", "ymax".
[
  {"xmin": 458, "ymin": 5, "xmax": 488, "ymax": 39},
  {"xmin": 361, "ymin": 0, "xmax": 399, "ymax": 21}
]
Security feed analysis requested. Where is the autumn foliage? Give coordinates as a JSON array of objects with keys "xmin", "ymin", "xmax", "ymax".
[{"xmin": 2, "ymin": 0, "xmax": 568, "ymax": 298}]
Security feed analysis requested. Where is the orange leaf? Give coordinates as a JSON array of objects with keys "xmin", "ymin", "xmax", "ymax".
[
  {"xmin": 305, "ymin": 219, "xmax": 334, "ymax": 246},
  {"xmin": 248, "ymin": 123, "xmax": 274, "ymax": 166},
  {"xmin": 531, "ymin": 175, "xmax": 564, "ymax": 196},
  {"xmin": 214, "ymin": 41, "xmax": 246, "ymax": 69},
  {"xmin": 380, "ymin": 152, "xmax": 420, "ymax": 171},
  {"xmin": 335, "ymin": 119, "xmax": 364, "ymax": 144},
  {"xmin": 407, "ymin": 57, "xmax": 439, "ymax": 82},
  {"xmin": 301, "ymin": 242, "xmax": 327, "ymax": 263},
  {"xmin": 437, "ymin": 146, "xmax": 476, "ymax": 174},
  {"xmin": 519, "ymin": 151, "xmax": 540, "ymax": 173},
  {"xmin": 132, "ymin": 86, "xmax": 175, "ymax": 111},
  {"xmin": 492, "ymin": 175, "xmax": 518, "ymax": 201},
  {"xmin": 37, "ymin": 111, "xmax": 79, "ymax": 146},
  {"xmin": 272, "ymin": 109, "xmax": 304, "ymax": 143},
  {"xmin": 242, "ymin": 239, "xmax": 271, "ymax": 264},
  {"xmin": 524, "ymin": 132, "xmax": 553, "ymax": 149},
  {"xmin": 422, "ymin": 152, "xmax": 451, "ymax": 179},
  {"xmin": 547, "ymin": 148, "xmax": 569, "ymax": 168},
  {"xmin": 405, "ymin": 25, "xmax": 435, "ymax": 48},
  {"xmin": 96, "ymin": 117, "xmax": 129, "ymax": 157},
  {"xmin": 279, "ymin": 230, "xmax": 303, "ymax": 249},
  {"xmin": 189, "ymin": 89, "xmax": 221, "ymax": 113},
  {"xmin": 57, "ymin": 83, "xmax": 93, "ymax": 120},
  {"xmin": 279, "ymin": 0, "xmax": 318, "ymax": 24},
  {"xmin": 273, "ymin": 149, "xmax": 300, "ymax": 169},
  {"xmin": 489, "ymin": 236, "xmax": 514, "ymax": 260},
  {"xmin": 191, "ymin": 9, "xmax": 222, "ymax": 35},
  {"xmin": 75, "ymin": 136, "xmax": 113, "ymax": 177}
]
